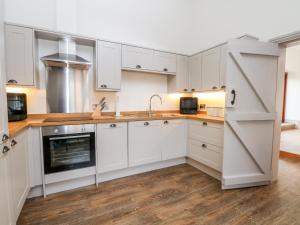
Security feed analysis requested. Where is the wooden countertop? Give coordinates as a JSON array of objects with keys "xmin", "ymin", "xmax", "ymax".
[{"xmin": 8, "ymin": 113, "xmax": 224, "ymax": 138}]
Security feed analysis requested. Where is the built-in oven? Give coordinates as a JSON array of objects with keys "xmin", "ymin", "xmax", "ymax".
[{"xmin": 42, "ymin": 124, "xmax": 95, "ymax": 174}]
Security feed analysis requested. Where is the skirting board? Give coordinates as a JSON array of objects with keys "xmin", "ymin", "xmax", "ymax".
[
  {"xmin": 186, "ymin": 157, "xmax": 222, "ymax": 181},
  {"xmin": 28, "ymin": 157, "xmax": 186, "ymax": 198}
]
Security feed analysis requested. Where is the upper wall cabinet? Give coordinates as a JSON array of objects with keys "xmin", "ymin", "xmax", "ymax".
[
  {"xmin": 97, "ymin": 41, "xmax": 121, "ymax": 91},
  {"xmin": 122, "ymin": 45, "xmax": 154, "ymax": 71},
  {"xmin": 219, "ymin": 45, "xmax": 227, "ymax": 89},
  {"xmin": 5, "ymin": 25, "xmax": 35, "ymax": 86},
  {"xmin": 167, "ymin": 55, "xmax": 189, "ymax": 93},
  {"xmin": 201, "ymin": 46, "xmax": 221, "ymax": 91},
  {"xmin": 153, "ymin": 51, "xmax": 176, "ymax": 74},
  {"xmin": 188, "ymin": 53, "xmax": 202, "ymax": 92}
]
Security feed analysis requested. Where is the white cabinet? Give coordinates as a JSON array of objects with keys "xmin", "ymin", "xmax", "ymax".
[
  {"xmin": 97, "ymin": 122, "xmax": 128, "ymax": 173},
  {"xmin": 5, "ymin": 24, "xmax": 35, "ymax": 86},
  {"xmin": 0, "ymin": 145, "xmax": 13, "ymax": 225},
  {"xmin": 122, "ymin": 45, "xmax": 154, "ymax": 71},
  {"xmin": 219, "ymin": 44, "xmax": 227, "ymax": 89},
  {"xmin": 129, "ymin": 120, "xmax": 162, "ymax": 167},
  {"xmin": 188, "ymin": 120, "xmax": 224, "ymax": 172},
  {"xmin": 162, "ymin": 120, "xmax": 187, "ymax": 160},
  {"xmin": 8, "ymin": 130, "xmax": 30, "ymax": 219},
  {"xmin": 167, "ymin": 55, "xmax": 189, "ymax": 93},
  {"xmin": 188, "ymin": 53, "xmax": 202, "ymax": 92},
  {"xmin": 153, "ymin": 51, "xmax": 176, "ymax": 74},
  {"xmin": 201, "ymin": 46, "xmax": 221, "ymax": 91},
  {"xmin": 97, "ymin": 41, "xmax": 121, "ymax": 91}
]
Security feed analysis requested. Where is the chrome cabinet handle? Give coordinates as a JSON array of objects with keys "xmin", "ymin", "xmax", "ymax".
[
  {"xmin": 2, "ymin": 146, "xmax": 10, "ymax": 154},
  {"xmin": 231, "ymin": 89, "xmax": 236, "ymax": 105},
  {"xmin": 201, "ymin": 144, "xmax": 207, "ymax": 148},
  {"xmin": 203, "ymin": 121, "xmax": 207, "ymax": 126},
  {"xmin": 164, "ymin": 120, "xmax": 169, "ymax": 124},
  {"xmin": 2, "ymin": 134, "xmax": 9, "ymax": 142},
  {"xmin": 11, "ymin": 139, "xmax": 17, "ymax": 147},
  {"xmin": 110, "ymin": 124, "xmax": 117, "ymax": 128},
  {"xmin": 144, "ymin": 122, "xmax": 149, "ymax": 126},
  {"xmin": 136, "ymin": 65, "xmax": 141, "ymax": 69},
  {"xmin": 7, "ymin": 79, "xmax": 18, "ymax": 84},
  {"xmin": 163, "ymin": 68, "xmax": 168, "ymax": 72},
  {"xmin": 100, "ymin": 84, "xmax": 107, "ymax": 88}
]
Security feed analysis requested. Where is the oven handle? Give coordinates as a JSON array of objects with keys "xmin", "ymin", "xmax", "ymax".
[{"xmin": 49, "ymin": 134, "xmax": 91, "ymax": 141}]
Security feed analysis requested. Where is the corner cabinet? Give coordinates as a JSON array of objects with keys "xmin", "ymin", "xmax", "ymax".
[
  {"xmin": 5, "ymin": 24, "xmax": 35, "ymax": 86},
  {"xmin": 96, "ymin": 41, "xmax": 121, "ymax": 91},
  {"xmin": 97, "ymin": 123, "xmax": 128, "ymax": 173}
]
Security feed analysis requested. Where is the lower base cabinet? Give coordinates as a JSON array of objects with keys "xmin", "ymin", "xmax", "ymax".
[{"xmin": 97, "ymin": 123, "xmax": 128, "ymax": 173}]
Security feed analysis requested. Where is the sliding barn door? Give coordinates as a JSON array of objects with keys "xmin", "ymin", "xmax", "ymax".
[{"xmin": 222, "ymin": 39, "xmax": 280, "ymax": 189}]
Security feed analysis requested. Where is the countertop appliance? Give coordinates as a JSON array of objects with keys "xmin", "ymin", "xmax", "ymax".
[
  {"xmin": 7, "ymin": 93, "xmax": 27, "ymax": 122},
  {"xmin": 180, "ymin": 97, "xmax": 198, "ymax": 114},
  {"xmin": 41, "ymin": 38, "xmax": 92, "ymax": 113},
  {"xmin": 42, "ymin": 124, "xmax": 95, "ymax": 174}
]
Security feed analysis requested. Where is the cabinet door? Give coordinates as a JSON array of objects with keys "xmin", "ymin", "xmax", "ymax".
[
  {"xmin": 219, "ymin": 44, "xmax": 227, "ymax": 89},
  {"xmin": 97, "ymin": 122, "xmax": 128, "ymax": 173},
  {"xmin": 0, "ymin": 147, "xmax": 13, "ymax": 225},
  {"xmin": 188, "ymin": 53, "xmax": 202, "ymax": 92},
  {"xmin": 8, "ymin": 131, "xmax": 30, "ymax": 219},
  {"xmin": 162, "ymin": 120, "xmax": 187, "ymax": 160},
  {"xmin": 201, "ymin": 46, "xmax": 221, "ymax": 91},
  {"xmin": 153, "ymin": 51, "xmax": 176, "ymax": 74},
  {"xmin": 5, "ymin": 25, "xmax": 34, "ymax": 86},
  {"xmin": 97, "ymin": 41, "xmax": 121, "ymax": 90},
  {"xmin": 122, "ymin": 45, "xmax": 154, "ymax": 71},
  {"xmin": 129, "ymin": 120, "xmax": 162, "ymax": 167}
]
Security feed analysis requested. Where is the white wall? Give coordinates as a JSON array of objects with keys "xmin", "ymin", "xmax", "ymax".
[
  {"xmin": 190, "ymin": 0, "xmax": 300, "ymax": 53},
  {"xmin": 285, "ymin": 45, "xmax": 300, "ymax": 125}
]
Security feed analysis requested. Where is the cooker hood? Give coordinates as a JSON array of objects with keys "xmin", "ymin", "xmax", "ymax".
[{"xmin": 41, "ymin": 38, "xmax": 91, "ymax": 70}]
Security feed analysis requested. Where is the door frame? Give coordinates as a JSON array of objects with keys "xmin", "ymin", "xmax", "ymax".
[{"xmin": 270, "ymin": 31, "xmax": 300, "ymax": 181}]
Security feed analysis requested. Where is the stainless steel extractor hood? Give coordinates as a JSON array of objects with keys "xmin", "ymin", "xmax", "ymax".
[{"xmin": 41, "ymin": 38, "xmax": 91, "ymax": 113}]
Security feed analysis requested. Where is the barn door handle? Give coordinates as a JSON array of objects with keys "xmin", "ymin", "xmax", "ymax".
[{"xmin": 231, "ymin": 89, "xmax": 236, "ymax": 105}]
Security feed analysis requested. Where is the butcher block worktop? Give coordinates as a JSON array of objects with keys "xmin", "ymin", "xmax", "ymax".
[{"xmin": 8, "ymin": 112, "xmax": 224, "ymax": 138}]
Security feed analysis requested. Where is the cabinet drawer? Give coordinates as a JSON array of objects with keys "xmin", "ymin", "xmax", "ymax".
[
  {"xmin": 188, "ymin": 121, "xmax": 224, "ymax": 147},
  {"xmin": 188, "ymin": 139, "xmax": 222, "ymax": 172}
]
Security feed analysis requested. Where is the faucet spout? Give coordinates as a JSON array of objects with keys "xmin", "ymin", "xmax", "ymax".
[{"xmin": 149, "ymin": 94, "xmax": 162, "ymax": 116}]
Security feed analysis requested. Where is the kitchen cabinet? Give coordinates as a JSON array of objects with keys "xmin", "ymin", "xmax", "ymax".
[
  {"xmin": 129, "ymin": 120, "xmax": 163, "ymax": 167},
  {"xmin": 188, "ymin": 120, "xmax": 224, "ymax": 172},
  {"xmin": 162, "ymin": 120, "xmax": 187, "ymax": 160},
  {"xmin": 122, "ymin": 45, "xmax": 154, "ymax": 71},
  {"xmin": 188, "ymin": 53, "xmax": 202, "ymax": 92},
  {"xmin": 167, "ymin": 55, "xmax": 189, "ymax": 93},
  {"xmin": 0, "ymin": 144, "xmax": 13, "ymax": 225},
  {"xmin": 97, "ymin": 41, "xmax": 121, "ymax": 91},
  {"xmin": 219, "ymin": 44, "xmax": 227, "ymax": 89},
  {"xmin": 201, "ymin": 46, "xmax": 221, "ymax": 91},
  {"xmin": 153, "ymin": 51, "xmax": 176, "ymax": 74},
  {"xmin": 5, "ymin": 24, "xmax": 35, "ymax": 86},
  {"xmin": 8, "ymin": 130, "xmax": 30, "ymax": 219},
  {"xmin": 97, "ymin": 122, "xmax": 128, "ymax": 173}
]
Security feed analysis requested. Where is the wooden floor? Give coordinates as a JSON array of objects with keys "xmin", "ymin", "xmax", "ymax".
[{"xmin": 18, "ymin": 157, "xmax": 300, "ymax": 225}]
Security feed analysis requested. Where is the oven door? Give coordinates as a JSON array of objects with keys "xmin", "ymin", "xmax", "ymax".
[{"xmin": 43, "ymin": 132, "xmax": 95, "ymax": 174}]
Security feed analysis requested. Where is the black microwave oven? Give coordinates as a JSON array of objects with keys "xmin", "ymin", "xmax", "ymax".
[
  {"xmin": 180, "ymin": 97, "xmax": 198, "ymax": 114},
  {"xmin": 7, "ymin": 93, "xmax": 27, "ymax": 122}
]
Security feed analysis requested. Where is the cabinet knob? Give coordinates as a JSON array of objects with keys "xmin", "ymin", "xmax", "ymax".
[
  {"xmin": 201, "ymin": 144, "xmax": 207, "ymax": 148},
  {"xmin": 10, "ymin": 139, "xmax": 17, "ymax": 147},
  {"xmin": 144, "ymin": 122, "xmax": 149, "ymax": 126},
  {"xmin": 221, "ymin": 85, "xmax": 226, "ymax": 89},
  {"xmin": 183, "ymin": 89, "xmax": 188, "ymax": 92},
  {"xmin": 203, "ymin": 121, "xmax": 207, "ymax": 126},
  {"xmin": 163, "ymin": 68, "xmax": 168, "ymax": 72},
  {"xmin": 110, "ymin": 124, "xmax": 117, "ymax": 128},
  {"xmin": 191, "ymin": 88, "xmax": 195, "ymax": 92},
  {"xmin": 212, "ymin": 86, "xmax": 218, "ymax": 90},
  {"xmin": 101, "ymin": 84, "xmax": 107, "ymax": 88},
  {"xmin": 2, "ymin": 146, "xmax": 10, "ymax": 154},
  {"xmin": 136, "ymin": 65, "xmax": 142, "ymax": 69},
  {"xmin": 7, "ymin": 79, "xmax": 18, "ymax": 84},
  {"xmin": 2, "ymin": 134, "xmax": 9, "ymax": 142},
  {"xmin": 164, "ymin": 120, "xmax": 169, "ymax": 124}
]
